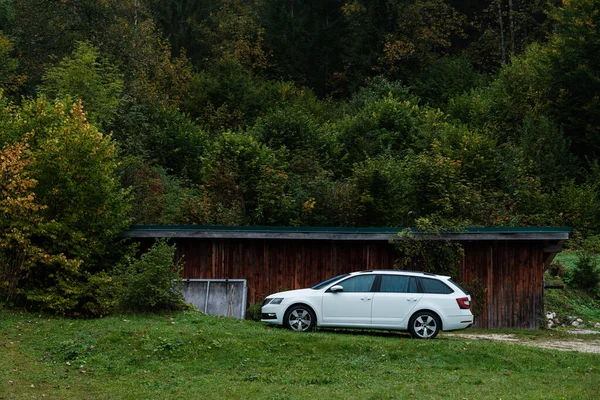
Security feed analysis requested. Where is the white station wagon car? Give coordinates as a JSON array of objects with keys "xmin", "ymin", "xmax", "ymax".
[{"xmin": 261, "ymin": 270, "xmax": 473, "ymax": 339}]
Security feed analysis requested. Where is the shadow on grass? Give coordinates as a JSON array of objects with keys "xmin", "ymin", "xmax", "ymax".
[
  {"xmin": 265, "ymin": 321, "xmax": 475, "ymax": 340},
  {"xmin": 315, "ymin": 327, "xmax": 413, "ymax": 339}
]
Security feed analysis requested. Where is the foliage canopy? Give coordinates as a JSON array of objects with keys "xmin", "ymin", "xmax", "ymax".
[{"xmin": 2, "ymin": 0, "xmax": 600, "ymax": 314}]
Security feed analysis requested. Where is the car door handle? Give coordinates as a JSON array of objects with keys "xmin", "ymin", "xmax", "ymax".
[{"xmin": 361, "ymin": 297, "xmax": 372, "ymax": 301}]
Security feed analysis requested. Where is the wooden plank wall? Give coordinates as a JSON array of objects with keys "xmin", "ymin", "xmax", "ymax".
[
  {"xmin": 460, "ymin": 241, "xmax": 544, "ymax": 329},
  {"xmin": 179, "ymin": 239, "xmax": 397, "ymax": 303},
  {"xmin": 178, "ymin": 238, "xmax": 545, "ymax": 329}
]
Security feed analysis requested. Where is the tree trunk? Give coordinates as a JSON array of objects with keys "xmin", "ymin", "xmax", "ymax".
[
  {"xmin": 508, "ymin": 0, "xmax": 515, "ymax": 56},
  {"xmin": 496, "ymin": 0, "xmax": 506, "ymax": 64}
]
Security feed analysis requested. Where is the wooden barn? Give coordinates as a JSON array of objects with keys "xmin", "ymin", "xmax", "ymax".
[{"xmin": 123, "ymin": 226, "xmax": 570, "ymax": 329}]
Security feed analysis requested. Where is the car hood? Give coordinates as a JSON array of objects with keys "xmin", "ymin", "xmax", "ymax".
[{"xmin": 267, "ymin": 288, "xmax": 316, "ymax": 299}]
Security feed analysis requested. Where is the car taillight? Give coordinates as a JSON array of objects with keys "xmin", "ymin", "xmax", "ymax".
[{"xmin": 456, "ymin": 297, "xmax": 471, "ymax": 309}]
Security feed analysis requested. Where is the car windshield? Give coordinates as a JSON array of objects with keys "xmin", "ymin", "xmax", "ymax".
[{"xmin": 311, "ymin": 274, "xmax": 350, "ymax": 290}]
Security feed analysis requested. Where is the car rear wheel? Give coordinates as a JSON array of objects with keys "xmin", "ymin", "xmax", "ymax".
[
  {"xmin": 284, "ymin": 305, "xmax": 316, "ymax": 332},
  {"xmin": 409, "ymin": 311, "xmax": 440, "ymax": 339}
]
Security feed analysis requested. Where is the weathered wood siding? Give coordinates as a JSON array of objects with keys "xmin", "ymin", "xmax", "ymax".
[
  {"xmin": 459, "ymin": 241, "xmax": 544, "ymax": 329},
  {"xmin": 178, "ymin": 238, "xmax": 545, "ymax": 329},
  {"xmin": 178, "ymin": 239, "xmax": 397, "ymax": 300}
]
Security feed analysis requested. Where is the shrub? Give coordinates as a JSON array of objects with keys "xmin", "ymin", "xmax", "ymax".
[
  {"xmin": 393, "ymin": 218, "xmax": 465, "ymax": 277},
  {"xmin": 546, "ymin": 262, "xmax": 567, "ymax": 278},
  {"xmin": 246, "ymin": 302, "xmax": 263, "ymax": 322},
  {"xmin": 117, "ymin": 239, "xmax": 186, "ymax": 312},
  {"xmin": 457, "ymin": 278, "xmax": 487, "ymax": 317},
  {"xmin": 567, "ymin": 251, "xmax": 600, "ymax": 293}
]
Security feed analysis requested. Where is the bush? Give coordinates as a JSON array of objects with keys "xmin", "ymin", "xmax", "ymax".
[
  {"xmin": 546, "ymin": 262, "xmax": 567, "ymax": 278},
  {"xmin": 246, "ymin": 302, "xmax": 263, "ymax": 322},
  {"xmin": 392, "ymin": 218, "xmax": 465, "ymax": 282},
  {"xmin": 117, "ymin": 239, "xmax": 186, "ymax": 312},
  {"xmin": 567, "ymin": 251, "xmax": 600, "ymax": 293}
]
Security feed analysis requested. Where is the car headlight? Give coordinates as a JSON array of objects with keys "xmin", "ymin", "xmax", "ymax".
[{"xmin": 263, "ymin": 298, "xmax": 284, "ymax": 306}]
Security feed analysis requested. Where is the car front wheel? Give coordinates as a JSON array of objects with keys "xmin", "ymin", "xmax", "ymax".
[
  {"xmin": 409, "ymin": 311, "xmax": 441, "ymax": 339},
  {"xmin": 284, "ymin": 305, "xmax": 316, "ymax": 332}
]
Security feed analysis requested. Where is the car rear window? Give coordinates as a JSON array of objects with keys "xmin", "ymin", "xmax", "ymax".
[
  {"xmin": 448, "ymin": 279, "xmax": 469, "ymax": 295},
  {"xmin": 419, "ymin": 277, "xmax": 454, "ymax": 294}
]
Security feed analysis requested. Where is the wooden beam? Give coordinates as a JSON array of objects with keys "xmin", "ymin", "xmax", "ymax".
[
  {"xmin": 122, "ymin": 229, "xmax": 570, "ymax": 242},
  {"xmin": 543, "ymin": 244, "xmax": 564, "ymax": 253}
]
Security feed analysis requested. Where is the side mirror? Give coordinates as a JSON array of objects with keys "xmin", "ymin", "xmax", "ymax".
[{"xmin": 330, "ymin": 285, "xmax": 344, "ymax": 293}]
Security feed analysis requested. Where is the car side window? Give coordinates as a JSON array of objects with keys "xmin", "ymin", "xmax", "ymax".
[
  {"xmin": 419, "ymin": 277, "xmax": 454, "ymax": 294},
  {"xmin": 336, "ymin": 275, "xmax": 376, "ymax": 292},
  {"xmin": 407, "ymin": 277, "xmax": 420, "ymax": 293},
  {"xmin": 379, "ymin": 275, "xmax": 409, "ymax": 293}
]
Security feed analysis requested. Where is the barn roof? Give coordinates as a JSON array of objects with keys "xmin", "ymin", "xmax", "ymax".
[{"xmin": 123, "ymin": 225, "xmax": 570, "ymax": 242}]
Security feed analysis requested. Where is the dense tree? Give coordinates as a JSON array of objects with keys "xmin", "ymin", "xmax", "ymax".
[
  {"xmin": 106, "ymin": 1, "xmax": 194, "ymax": 111},
  {"xmin": 0, "ymin": 135, "xmax": 80, "ymax": 305},
  {"xmin": 259, "ymin": 0, "xmax": 346, "ymax": 96},
  {"xmin": 119, "ymin": 158, "xmax": 190, "ymax": 225},
  {"xmin": 185, "ymin": 58, "xmax": 268, "ymax": 132},
  {"xmin": 250, "ymin": 107, "xmax": 339, "ymax": 173},
  {"xmin": 39, "ymin": 41, "xmax": 124, "ymax": 130},
  {"xmin": 337, "ymin": 95, "xmax": 417, "ymax": 170},
  {"xmin": 377, "ymin": 0, "xmax": 466, "ymax": 78},
  {"xmin": 146, "ymin": 0, "xmax": 218, "ymax": 62},
  {"xmin": 0, "ymin": 30, "xmax": 22, "ymax": 94},
  {"xmin": 0, "ymin": 0, "xmax": 12, "ymax": 31},
  {"xmin": 544, "ymin": 0, "xmax": 600, "ymax": 161},
  {"xmin": 286, "ymin": 171, "xmax": 360, "ymax": 227},
  {"xmin": 350, "ymin": 156, "xmax": 411, "ymax": 226},
  {"xmin": 10, "ymin": 0, "xmax": 114, "ymax": 91},
  {"xmin": 0, "ymin": 96, "xmax": 130, "ymax": 314},
  {"xmin": 1, "ymin": 0, "xmax": 600, "ymax": 315},
  {"xmin": 201, "ymin": 131, "xmax": 291, "ymax": 225},
  {"xmin": 450, "ymin": 0, "xmax": 553, "ymax": 70},
  {"xmin": 413, "ymin": 56, "xmax": 486, "ymax": 109},
  {"xmin": 201, "ymin": 0, "xmax": 269, "ymax": 72},
  {"xmin": 448, "ymin": 0, "xmax": 600, "ymax": 169},
  {"xmin": 10, "ymin": 0, "xmax": 192, "ymax": 108}
]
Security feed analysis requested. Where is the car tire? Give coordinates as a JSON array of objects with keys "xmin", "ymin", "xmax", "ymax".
[
  {"xmin": 408, "ymin": 311, "xmax": 441, "ymax": 339},
  {"xmin": 284, "ymin": 305, "xmax": 316, "ymax": 332}
]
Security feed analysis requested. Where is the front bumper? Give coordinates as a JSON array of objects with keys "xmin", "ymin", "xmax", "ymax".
[{"xmin": 261, "ymin": 304, "xmax": 284, "ymax": 325}]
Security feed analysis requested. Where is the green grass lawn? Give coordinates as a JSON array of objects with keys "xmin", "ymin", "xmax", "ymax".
[{"xmin": 1, "ymin": 309, "xmax": 598, "ymax": 399}]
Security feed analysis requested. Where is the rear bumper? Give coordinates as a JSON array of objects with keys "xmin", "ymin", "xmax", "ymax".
[{"xmin": 443, "ymin": 314, "xmax": 474, "ymax": 331}]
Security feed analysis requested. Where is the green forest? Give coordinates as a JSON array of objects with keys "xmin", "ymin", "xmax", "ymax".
[{"xmin": 1, "ymin": 0, "xmax": 600, "ymax": 314}]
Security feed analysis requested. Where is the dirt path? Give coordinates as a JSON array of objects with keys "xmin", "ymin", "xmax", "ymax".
[{"xmin": 444, "ymin": 332, "xmax": 600, "ymax": 354}]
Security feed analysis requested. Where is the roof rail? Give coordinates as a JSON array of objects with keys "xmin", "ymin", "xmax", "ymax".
[{"xmin": 356, "ymin": 269, "xmax": 439, "ymax": 276}]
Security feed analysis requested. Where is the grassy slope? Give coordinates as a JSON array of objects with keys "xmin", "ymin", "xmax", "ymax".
[
  {"xmin": 546, "ymin": 252, "xmax": 600, "ymax": 322},
  {"xmin": 1, "ymin": 309, "xmax": 599, "ymax": 399}
]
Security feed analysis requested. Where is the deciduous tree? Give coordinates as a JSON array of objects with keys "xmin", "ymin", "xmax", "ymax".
[
  {"xmin": 0, "ymin": 135, "xmax": 80, "ymax": 305},
  {"xmin": 0, "ymin": 95, "xmax": 131, "ymax": 314},
  {"xmin": 39, "ymin": 41, "xmax": 124, "ymax": 130}
]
